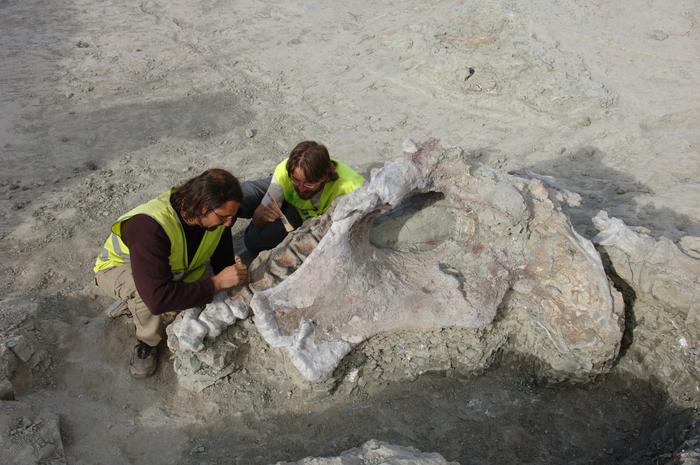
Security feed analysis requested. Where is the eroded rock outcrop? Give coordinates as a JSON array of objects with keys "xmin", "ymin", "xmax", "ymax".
[
  {"xmin": 246, "ymin": 139, "xmax": 624, "ymax": 381},
  {"xmin": 0, "ymin": 401, "xmax": 66, "ymax": 465},
  {"xmin": 593, "ymin": 211, "xmax": 700, "ymax": 406},
  {"xmin": 0, "ymin": 298, "xmax": 46, "ymax": 401}
]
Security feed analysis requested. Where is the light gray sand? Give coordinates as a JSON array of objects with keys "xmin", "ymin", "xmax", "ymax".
[{"xmin": 1, "ymin": 0, "xmax": 698, "ymax": 463}]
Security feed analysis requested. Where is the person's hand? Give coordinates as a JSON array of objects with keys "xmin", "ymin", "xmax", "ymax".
[
  {"xmin": 211, "ymin": 256, "xmax": 248, "ymax": 291},
  {"xmin": 251, "ymin": 197, "xmax": 284, "ymax": 227}
]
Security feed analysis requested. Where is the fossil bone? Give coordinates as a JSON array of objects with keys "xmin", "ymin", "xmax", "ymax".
[{"xmin": 249, "ymin": 139, "xmax": 624, "ymax": 381}]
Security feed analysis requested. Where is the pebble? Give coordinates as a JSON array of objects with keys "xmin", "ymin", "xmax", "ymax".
[
  {"xmin": 245, "ymin": 128, "xmax": 256, "ymax": 138},
  {"xmin": 577, "ymin": 116, "xmax": 592, "ymax": 128},
  {"xmin": 347, "ymin": 368, "xmax": 360, "ymax": 383},
  {"xmin": 194, "ymin": 445, "xmax": 206, "ymax": 453},
  {"xmin": 648, "ymin": 30, "xmax": 669, "ymax": 41},
  {"xmin": 6, "ymin": 336, "xmax": 33, "ymax": 363}
]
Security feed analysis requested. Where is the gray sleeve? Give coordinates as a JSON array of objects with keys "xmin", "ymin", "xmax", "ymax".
[{"xmin": 262, "ymin": 177, "xmax": 285, "ymax": 206}]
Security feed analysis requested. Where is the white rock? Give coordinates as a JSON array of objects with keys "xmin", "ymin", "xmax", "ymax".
[
  {"xmin": 272, "ymin": 439, "xmax": 458, "ymax": 465},
  {"xmin": 174, "ymin": 309, "xmax": 207, "ymax": 352}
]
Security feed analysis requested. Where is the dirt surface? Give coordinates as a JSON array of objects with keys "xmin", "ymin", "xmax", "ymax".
[{"xmin": 1, "ymin": 0, "xmax": 699, "ymax": 463}]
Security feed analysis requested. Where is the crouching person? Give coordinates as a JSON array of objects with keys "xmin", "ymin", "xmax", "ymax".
[
  {"xmin": 93, "ymin": 169, "xmax": 248, "ymax": 379},
  {"xmin": 240, "ymin": 140, "xmax": 365, "ymax": 256}
]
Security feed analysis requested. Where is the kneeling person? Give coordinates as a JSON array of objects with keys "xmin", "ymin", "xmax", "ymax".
[
  {"xmin": 93, "ymin": 169, "xmax": 248, "ymax": 379},
  {"xmin": 241, "ymin": 141, "xmax": 364, "ymax": 256}
]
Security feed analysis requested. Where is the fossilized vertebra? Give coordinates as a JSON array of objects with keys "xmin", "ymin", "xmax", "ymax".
[{"xmin": 166, "ymin": 211, "xmax": 332, "ymax": 387}]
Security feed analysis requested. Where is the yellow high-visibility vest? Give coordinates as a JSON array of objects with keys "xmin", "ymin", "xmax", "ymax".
[
  {"xmin": 274, "ymin": 158, "xmax": 364, "ymax": 220},
  {"xmin": 93, "ymin": 190, "xmax": 225, "ymax": 283}
]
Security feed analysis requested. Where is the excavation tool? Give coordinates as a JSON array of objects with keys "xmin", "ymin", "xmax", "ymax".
[{"xmin": 265, "ymin": 193, "xmax": 295, "ymax": 233}]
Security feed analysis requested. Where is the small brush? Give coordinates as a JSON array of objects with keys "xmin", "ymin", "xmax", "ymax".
[{"xmin": 266, "ymin": 193, "xmax": 295, "ymax": 233}]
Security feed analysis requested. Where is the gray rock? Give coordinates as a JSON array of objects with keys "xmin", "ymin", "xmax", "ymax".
[
  {"xmin": 593, "ymin": 211, "xmax": 700, "ymax": 406},
  {"xmin": 593, "ymin": 212, "xmax": 700, "ymax": 320},
  {"xmin": 680, "ymin": 236, "xmax": 700, "ymax": 259},
  {"xmin": 0, "ymin": 401, "xmax": 66, "ymax": 465},
  {"xmin": 5, "ymin": 335, "xmax": 33, "ymax": 363}
]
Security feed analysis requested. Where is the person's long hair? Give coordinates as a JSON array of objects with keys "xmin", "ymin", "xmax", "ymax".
[
  {"xmin": 286, "ymin": 141, "xmax": 338, "ymax": 183},
  {"xmin": 171, "ymin": 168, "xmax": 243, "ymax": 220}
]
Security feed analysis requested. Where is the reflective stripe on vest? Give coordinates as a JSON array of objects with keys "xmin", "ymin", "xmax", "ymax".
[{"xmin": 98, "ymin": 232, "xmax": 130, "ymax": 263}]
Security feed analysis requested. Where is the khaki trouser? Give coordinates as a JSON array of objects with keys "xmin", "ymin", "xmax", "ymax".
[{"xmin": 95, "ymin": 266, "xmax": 163, "ymax": 347}]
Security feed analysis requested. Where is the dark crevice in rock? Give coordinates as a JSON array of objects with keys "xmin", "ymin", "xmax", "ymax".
[{"xmin": 598, "ymin": 248, "xmax": 637, "ymax": 361}]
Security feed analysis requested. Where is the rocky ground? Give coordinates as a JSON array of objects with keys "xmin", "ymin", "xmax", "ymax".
[{"xmin": 1, "ymin": 0, "xmax": 699, "ymax": 463}]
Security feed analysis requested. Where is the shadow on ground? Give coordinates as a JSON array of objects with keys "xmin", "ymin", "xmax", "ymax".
[
  {"xmin": 507, "ymin": 146, "xmax": 700, "ymax": 241},
  {"xmin": 5, "ymin": 92, "xmax": 252, "ymax": 183},
  {"xmin": 168, "ymin": 364, "xmax": 694, "ymax": 465},
  {"xmin": 6, "ymin": 275, "xmax": 697, "ymax": 465}
]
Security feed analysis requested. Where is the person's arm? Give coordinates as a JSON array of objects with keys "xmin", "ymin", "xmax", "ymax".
[
  {"xmin": 209, "ymin": 228, "xmax": 234, "ymax": 274},
  {"xmin": 210, "ymin": 261, "xmax": 247, "ymax": 292},
  {"xmin": 262, "ymin": 177, "xmax": 284, "ymax": 206},
  {"xmin": 251, "ymin": 178, "xmax": 285, "ymax": 227},
  {"xmin": 210, "ymin": 231, "xmax": 248, "ymax": 291},
  {"xmin": 122, "ymin": 215, "xmax": 216, "ymax": 315}
]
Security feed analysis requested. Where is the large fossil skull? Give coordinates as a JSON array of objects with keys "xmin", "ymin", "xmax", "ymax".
[{"xmin": 251, "ymin": 139, "xmax": 624, "ymax": 381}]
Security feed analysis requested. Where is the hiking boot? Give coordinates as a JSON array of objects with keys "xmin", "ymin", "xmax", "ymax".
[{"xmin": 129, "ymin": 340, "xmax": 157, "ymax": 379}]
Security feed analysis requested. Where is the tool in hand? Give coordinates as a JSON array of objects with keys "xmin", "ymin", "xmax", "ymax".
[{"xmin": 266, "ymin": 193, "xmax": 295, "ymax": 233}]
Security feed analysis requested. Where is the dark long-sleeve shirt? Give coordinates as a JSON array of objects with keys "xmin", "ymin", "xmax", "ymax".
[{"xmin": 120, "ymin": 211, "xmax": 234, "ymax": 315}]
